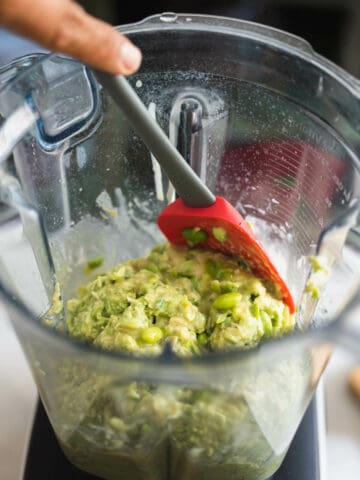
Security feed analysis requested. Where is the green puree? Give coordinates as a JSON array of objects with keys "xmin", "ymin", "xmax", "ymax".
[
  {"xmin": 66, "ymin": 243, "xmax": 294, "ymax": 356},
  {"xmin": 55, "ymin": 244, "xmax": 299, "ymax": 480}
]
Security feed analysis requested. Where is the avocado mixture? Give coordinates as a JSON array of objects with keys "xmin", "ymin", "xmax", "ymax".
[
  {"xmin": 47, "ymin": 243, "xmax": 300, "ymax": 480},
  {"xmin": 66, "ymin": 243, "xmax": 294, "ymax": 357}
]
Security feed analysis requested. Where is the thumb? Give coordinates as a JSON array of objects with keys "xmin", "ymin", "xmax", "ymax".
[{"xmin": 0, "ymin": 0, "xmax": 142, "ymax": 75}]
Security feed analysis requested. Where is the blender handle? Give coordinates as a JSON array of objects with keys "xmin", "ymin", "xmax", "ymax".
[
  {"xmin": 0, "ymin": 102, "xmax": 38, "ymax": 165},
  {"xmin": 0, "ymin": 101, "xmax": 39, "ymax": 226},
  {"xmin": 93, "ymin": 71, "xmax": 216, "ymax": 208}
]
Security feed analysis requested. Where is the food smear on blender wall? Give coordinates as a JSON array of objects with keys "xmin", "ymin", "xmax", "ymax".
[
  {"xmin": 304, "ymin": 255, "xmax": 330, "ymax": 299},
  {"xmin": 65, "ymin": 242, "xmax": 295, "ymax": 356}
]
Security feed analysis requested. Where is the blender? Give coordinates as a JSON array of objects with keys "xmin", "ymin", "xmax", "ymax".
[{"xmin": 0, "ymin": 12, "xmax": 360, "ymax": 480}]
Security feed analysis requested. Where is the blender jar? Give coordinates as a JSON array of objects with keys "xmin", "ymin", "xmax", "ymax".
[{"xmin": 0, "ymin": 13, "xmax": 360, "ymax": 480}]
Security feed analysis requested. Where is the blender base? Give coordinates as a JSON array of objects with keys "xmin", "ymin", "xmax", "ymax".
[{"xmin": 23, "ymin": 388, "xmax": 325, "ymax": 480}]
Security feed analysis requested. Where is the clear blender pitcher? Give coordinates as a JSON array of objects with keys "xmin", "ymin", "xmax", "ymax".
[{"xmin": 1, "ymin": 12, "xmax": 360, "ymax": 480}]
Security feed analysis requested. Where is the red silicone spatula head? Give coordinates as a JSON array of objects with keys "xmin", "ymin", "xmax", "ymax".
[
  {"xmin": 158, "ymin": 196, "xmax": 295, "ymax": 313},
  {"xmin": 94, "ymin": 73, "xmax": 295, "ymax": 314}
]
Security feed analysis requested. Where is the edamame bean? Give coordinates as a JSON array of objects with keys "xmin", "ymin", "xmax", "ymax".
[
  {"xmin": 213, "ymin": 292, "xmax": 242, "ymax": 310},
  {"xmin": 182, "ymin": 227, "xmax": 208, "ymax": 245},
  {"xmin": 141, "ymin": 326, "xmax": 163, "ymax": 343}
]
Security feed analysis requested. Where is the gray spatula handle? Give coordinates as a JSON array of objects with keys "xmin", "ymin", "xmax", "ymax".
[{"xmin": 94, "ymin": 72, "xmax": 215, "ymax": 208}]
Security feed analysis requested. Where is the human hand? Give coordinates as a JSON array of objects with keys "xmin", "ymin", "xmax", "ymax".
[{"xmin": 0, "ymin": 0, "xmax": 142, "ymax": 75}]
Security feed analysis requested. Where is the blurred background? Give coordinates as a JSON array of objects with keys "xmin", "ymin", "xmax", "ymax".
[
  {"xmin": 78, "ymin": 0, "xmax": 360, "ymax": 77},
  {"xmin": 1, "ymin": 1, "xmax": 359, "ymax": 75}
]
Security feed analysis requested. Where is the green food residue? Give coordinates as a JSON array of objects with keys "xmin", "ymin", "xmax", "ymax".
[
  {"xmin": 48, "ymin": 282, "xmax": 63, "ymax": 315},
  {"xmin": 212, "ymin": 227, "xmax": 227, "ymax": 243},
  {"xmin": 305, "ymin": 255, "xmax": 330, "ymax": 299},
  {"xmin": 84, "ymin": 256, "xmax": 103, "ymax": 274}
]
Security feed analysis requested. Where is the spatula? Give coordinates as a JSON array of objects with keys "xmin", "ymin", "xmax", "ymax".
[{"xmin": 94, "ymin": 72, "xmax": 295, "ymax": 313}]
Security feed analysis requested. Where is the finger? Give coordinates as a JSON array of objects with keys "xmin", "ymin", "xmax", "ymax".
[{"xmin": 0, "ymin": 0, "xmax": 142, "ymax": 75}]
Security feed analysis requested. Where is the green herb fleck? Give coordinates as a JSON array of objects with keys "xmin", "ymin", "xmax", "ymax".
[
  {"xmin": 86, "ymin": 256, "xmax": 103, "ymax": 271},
  {"xmin": 237, "ymin": 257, "xmax": 250, "ymax": 270},
  {"xmin": 212, "ymin": 227, "xmax": 227, "ymax": 243},
  {"xmin": 182, "ymin": 227, "xmax": 208, "ymax": 246}
]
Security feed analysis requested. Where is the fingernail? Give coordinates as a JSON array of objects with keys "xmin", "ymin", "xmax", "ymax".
[{"xmin": 121, "ymin": 42, "xmax": 142, "ymax": 72}]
